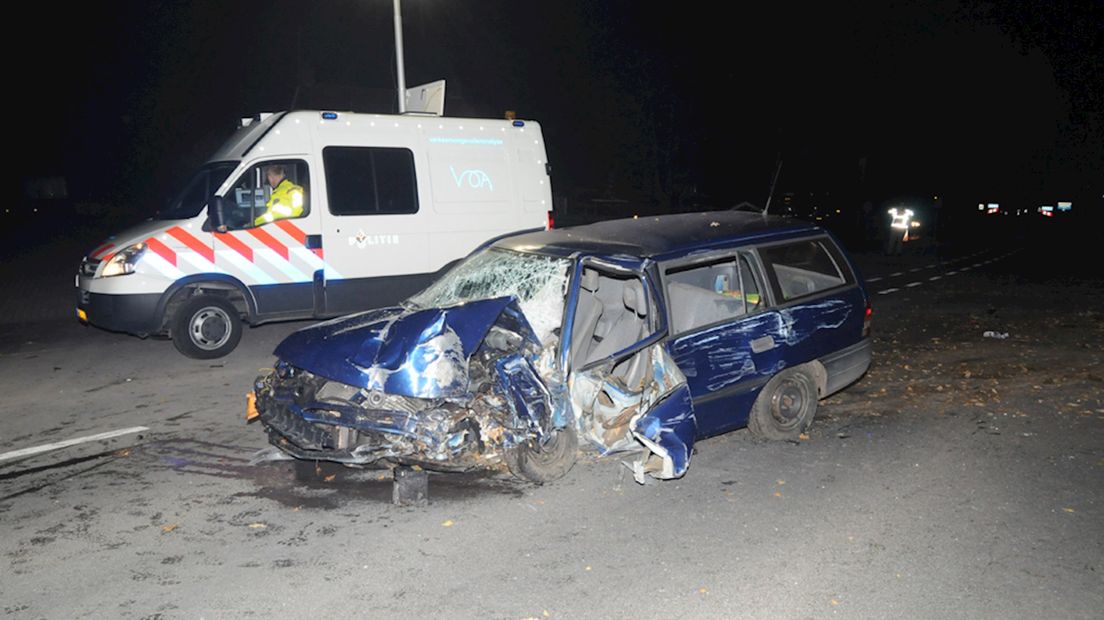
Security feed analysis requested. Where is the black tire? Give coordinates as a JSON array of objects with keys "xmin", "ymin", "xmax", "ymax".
[
  {"xmin": 505, "ymin": 426, "xmax": 579, "ymax": 484},
  {"xmin": 748, "ymin": 367, "xmax": 818, "ymax": 441},
  {"xmin": 171, "ymin": 295, "xmax": 243, "ymax": 359}
]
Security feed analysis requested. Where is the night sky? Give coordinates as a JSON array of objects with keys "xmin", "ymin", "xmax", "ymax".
[{"xmin": 16, "ymin": 0, "xmax": 1102, "ymax": 221}]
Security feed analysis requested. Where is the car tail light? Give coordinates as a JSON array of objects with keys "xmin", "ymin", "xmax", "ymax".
[
  {"xmin": 862, "ymin": 303, "xmax": 872, "ymax": 337},
  {"xmin": 547, "ymin": 210, "xmax": 555, "ymax": 230}
]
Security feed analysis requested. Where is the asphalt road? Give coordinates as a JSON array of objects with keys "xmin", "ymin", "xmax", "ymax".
[{"xmin": 1, "ymin": 240, "xmax": 1101, "ymax": 619}]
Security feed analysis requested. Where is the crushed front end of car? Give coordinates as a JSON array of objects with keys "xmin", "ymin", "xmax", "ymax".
[{"xmin": 253, "ymin": 296, "xmax": 571, "ymax": 478}]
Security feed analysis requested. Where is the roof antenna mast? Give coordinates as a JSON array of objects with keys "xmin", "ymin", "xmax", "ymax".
[{"xmin": 763, "ymin": 157, "xmax": 783, "ymax": 215}]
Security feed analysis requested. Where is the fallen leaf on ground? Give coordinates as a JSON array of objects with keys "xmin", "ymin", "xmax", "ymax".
[
  {"xmin": 248, "ymin": 523, "xmax": 267, "ymax": 529},
  {"xmin": 323, "ymin": 474, "xmax": 336, "ymax": 482},
  {"xmin": 1062, "ymin": 507, "xmax": 1076, "ymax": 513},
  {"xmin": 161, "ymin": 524, "xmax": 178, "ymax": 533},
  {"xmin": 441, "ymin": 520, "xmax": 454, "ymax": 527}
]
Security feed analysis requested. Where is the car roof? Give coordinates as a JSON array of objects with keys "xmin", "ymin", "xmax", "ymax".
[{"xmin": 496, "ymin": 211, "xmax": 820, "ymax": 260}]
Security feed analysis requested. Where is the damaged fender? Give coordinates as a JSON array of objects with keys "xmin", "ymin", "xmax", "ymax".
[{"xmin": 630, "ymin": 384, "xmax": 696, "ymax": 482}]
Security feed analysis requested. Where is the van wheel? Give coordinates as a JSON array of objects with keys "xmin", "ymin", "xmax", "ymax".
[
  {"xmin": 505, "ymin": 427, "xmax": 578, "ymax": 484},
  {"xmin": 748, "ymin": 367, "xmax": 818, "ymax": 441},
  {"xmin": 172, "ymin": 295, "xmax": 242, "ymax": 359}
]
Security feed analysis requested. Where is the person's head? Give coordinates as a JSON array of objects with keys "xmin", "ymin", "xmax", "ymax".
[{"xmin": 265, "ymin": 164, "xmax": 287, "ymax": 187}]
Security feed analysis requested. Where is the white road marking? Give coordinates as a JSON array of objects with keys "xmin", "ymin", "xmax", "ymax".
[
  {"xmin": 866, "ymin": 276, "xmax": 883, "ymax": 282},
  {"xmin": 928, "ymin": 276, "xmax": 942, "ymax": 281},
  {"xmin": 946, "ymin": 271, "xmax": 958, "ymax": 275},
  {"xmin": 906, "ymin": 281, "xmax": 923, "ymax": 287},
  {"xmin": 891, "ymin": 271, "xmax": 904, "ymax": 277},
  {"xmin": 909, "ymin": 268, "xmax": 923, "ymax": 272},
  {"xmin": 0, "ymin": 426, "xmax": 149, "ymax": 463},
  {"xmin": 878, "ymin": 288, "xmax": 900, "ymax": 295}
]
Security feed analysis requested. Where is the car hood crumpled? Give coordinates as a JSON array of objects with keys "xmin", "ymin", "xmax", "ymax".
[{"xmin": 273, "ymin": 297, "xmax": 541, "ymax": 399}]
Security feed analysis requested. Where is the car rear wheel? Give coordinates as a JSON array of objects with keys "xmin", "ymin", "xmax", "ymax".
[
  {"xmin": 505, "ymin": 426, "xmax": 579, "ymax": 484},
  {"xmin": 171, "ymin": 295, "xmax": 243, "ymax": 359},
  {"xmin": 748, "ymin": 367, "xmax": 818, "ymax": 441}
]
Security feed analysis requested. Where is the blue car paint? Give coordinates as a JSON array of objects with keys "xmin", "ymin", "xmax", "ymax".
[
  {"xmin": 670, "ymin": 279, "xmax": 868, "ymax": 438},
  {"xmin": 669, "ymin": 311, "xmax": 785, "ymax": 435},
  {"xmin": 632, "ymin": 383, "xmax": 697, "ymax": 478},
  {"xmin": 274, "ymin": 296, "xmax": 540, "ymax": 399},
  {"xmin": 496, "ymin": 354, "xmax": 555, "ymax": 435}
]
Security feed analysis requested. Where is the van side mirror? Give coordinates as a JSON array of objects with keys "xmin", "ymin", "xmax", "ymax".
[{"xmin": 208, "ymin": 195, "xmax": 227, "ymax": 231}]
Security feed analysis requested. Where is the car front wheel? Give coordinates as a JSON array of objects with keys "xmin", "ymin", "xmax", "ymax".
[
  {"xmin": 748, "ymin": 367, "xmax": 818, "ymax": 441},
  {"xmin": 505, "ymin": 426, "xmax": 579, "ymax": 484}
]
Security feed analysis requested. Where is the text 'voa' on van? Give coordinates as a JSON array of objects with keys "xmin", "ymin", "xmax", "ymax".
[{"xmin": 76, "ymin": 110, "xmax": 553, "ymax": 358}]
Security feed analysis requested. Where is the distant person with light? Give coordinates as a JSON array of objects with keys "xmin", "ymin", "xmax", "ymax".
[
  {"xmin": 885, "ymin": 207, "xmax": 913, "ymax": 255},
  {"xmin": 254, "ymin": 164, "xmax": 304, "ymax": 226}
]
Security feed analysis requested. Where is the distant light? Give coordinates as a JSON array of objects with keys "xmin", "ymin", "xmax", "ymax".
[
  {"xmin": 1057, "ymin": 201, "xmax": 1072, "ymax": 212},
  {"xmin": 512, "ymin": 120, "xmax": 525, "ymax": 127},
  {"xmin": 321, "ymin": 112, "xmax": 338, "ymax": 120}
]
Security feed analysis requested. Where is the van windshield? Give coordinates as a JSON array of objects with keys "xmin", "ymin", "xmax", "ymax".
[
  {"xmin": 156, "ymin": 162, "xmax": 238, "ymax": 220},
  {"xmin": 408, "ymin": 248, "xmax": 571, "ymax": 344}
]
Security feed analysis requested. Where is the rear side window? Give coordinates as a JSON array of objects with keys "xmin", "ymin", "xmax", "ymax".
[
  {"xmin": 323, "ymin": 147, "xmax": 419, "ymax": 216},
  {"xmin": 665, "ymin": 253, "xmax": 765, "ymax": 334},
  {"xmin": 759, "ymin": 238, "xmax": 851, "ymax": 301}
]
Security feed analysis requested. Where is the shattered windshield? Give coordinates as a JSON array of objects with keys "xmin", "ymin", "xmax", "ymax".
[{"xmin": 409, "ymin": 248, "xmax": 571, "ymax": 344}]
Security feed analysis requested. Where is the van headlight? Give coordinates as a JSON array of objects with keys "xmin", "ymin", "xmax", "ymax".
[{"xmin": 100, "ymin": 243, "xmax": 147, "ymax": 277}]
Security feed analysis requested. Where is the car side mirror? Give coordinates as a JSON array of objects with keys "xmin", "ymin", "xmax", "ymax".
[{"xmin": 208, "ymin": 195, "xmax": 228, "ymax": 232}]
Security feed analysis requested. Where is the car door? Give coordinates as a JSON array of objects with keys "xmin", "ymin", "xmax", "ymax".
[
  {"xmin": 664, "ymin": 249, "xmax": 787, "ymax": 436},
  {"xmin": 561, "ymin": 256, "xmax": 696, "ymax": 481}
]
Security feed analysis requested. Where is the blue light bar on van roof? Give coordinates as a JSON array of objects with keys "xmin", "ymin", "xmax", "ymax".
[
  {"xmin": 512, "ymin": 120, "xmax": 525, "ymax": 127},
  {"xmin": 321, "ymin": 112, "xmax": 339, "ymax": 120}
]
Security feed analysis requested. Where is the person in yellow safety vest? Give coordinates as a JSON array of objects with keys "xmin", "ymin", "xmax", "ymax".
[{"xmin": 254, "ymin": 164, "xmax": 304, "ymax": 226}]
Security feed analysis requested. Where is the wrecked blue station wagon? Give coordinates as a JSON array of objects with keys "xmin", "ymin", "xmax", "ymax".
[{"xmin": 252, "ymin": 212, "xmax": 872, "ymax": 483}]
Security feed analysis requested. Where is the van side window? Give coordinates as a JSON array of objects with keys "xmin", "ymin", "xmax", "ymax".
[
  {"xmin": 222, "ymin": 160, "xmax": 310, "ymax": 230},
  {"xmin": 665, "ymin": 253, "xmax": 764, "ymax": 334},
  {"xmin": 759, "ymin": 239, "xmax": 849, "ymax": 301},
  {"xmin": 323, "ymin": 147, "xmax": 419, "ymax": 216}
]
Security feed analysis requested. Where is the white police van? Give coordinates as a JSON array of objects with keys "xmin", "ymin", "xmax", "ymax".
[{"xmin": 77, "ymin": 110, "xmax": 552, "ymax": 358}]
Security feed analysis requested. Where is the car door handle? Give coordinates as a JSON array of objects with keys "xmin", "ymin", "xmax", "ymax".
[
  {"xmin": 305, "ymin": 234, "xmax": 323, "ymax": 250},
  {"xmin": 750, "ymin": 335, "xmax": 776, "ymax": 353}
]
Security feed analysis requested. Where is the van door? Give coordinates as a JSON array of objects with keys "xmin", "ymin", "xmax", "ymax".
[
  {"xmin": 317, "ymin": 146, "xmax": 430, "ymax": 314},
  {"xmin": 213, "ymin": 159, "xmax": 319, "ymax": 316}
]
